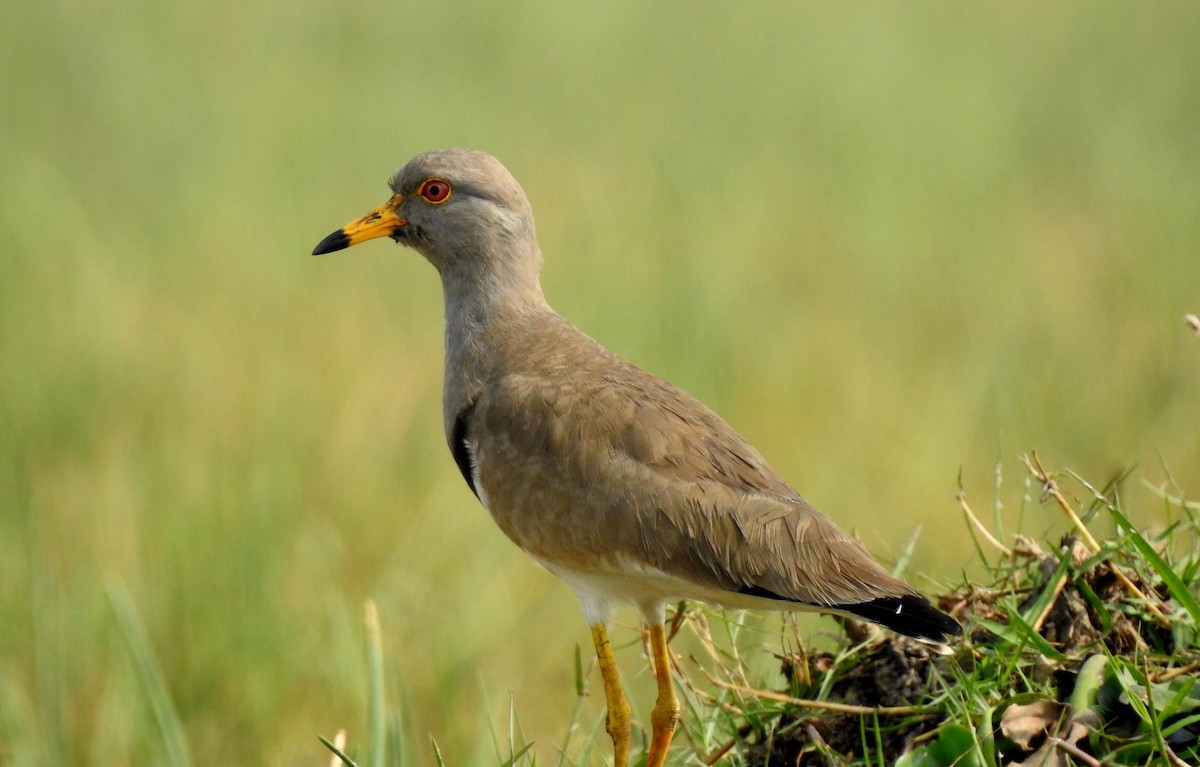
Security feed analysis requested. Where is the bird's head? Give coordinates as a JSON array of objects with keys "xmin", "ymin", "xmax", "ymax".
[{"xmin": 313, "ymin": 148, "xmax": 538, "ymax": 277}]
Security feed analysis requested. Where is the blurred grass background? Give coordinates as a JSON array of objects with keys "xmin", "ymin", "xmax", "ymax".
[{"xmin": 2, "ymin": 1, "xmax": 1199, "ymax": 764}]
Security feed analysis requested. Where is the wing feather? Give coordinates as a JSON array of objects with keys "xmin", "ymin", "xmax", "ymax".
[{"xmin": 470, "ymin": 353, "xmax": 914, "ymax": 609}]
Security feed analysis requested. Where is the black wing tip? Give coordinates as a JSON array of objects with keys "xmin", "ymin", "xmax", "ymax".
[
  {"xmin": 839, "ymin": 594, "xmax": 962, "ymax": 643},
  {"xmin": 312, "ymin": 229, "xmax": 350, "ymax": 256},
  {"xmin": 738, "ymin": 586, "xmax": 962, "ymax": 643}
]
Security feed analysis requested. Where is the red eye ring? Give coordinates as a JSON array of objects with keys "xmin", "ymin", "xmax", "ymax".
[{"xmin": 418, "ymin": 178, "xmax": 452, "ymax": 204}]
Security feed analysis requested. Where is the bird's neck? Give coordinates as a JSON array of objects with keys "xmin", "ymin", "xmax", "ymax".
[{"xmin": 439, "ymin": 248, "xmax": 551, "ymax": 434}]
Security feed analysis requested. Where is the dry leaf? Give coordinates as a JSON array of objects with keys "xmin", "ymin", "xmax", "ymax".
[
  {"xmin": 1010, "ymin": 742, "xmax": 1066, "ymax": 767},
  {"xmin": 1000, "ymin": 699, "xmax": 1064, "ymax": 750}
]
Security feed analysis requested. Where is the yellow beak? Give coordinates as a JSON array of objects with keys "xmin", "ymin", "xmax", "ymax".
[{"xmin": 312, "ymin": 194, "xmax": 406, "ymax": 255}]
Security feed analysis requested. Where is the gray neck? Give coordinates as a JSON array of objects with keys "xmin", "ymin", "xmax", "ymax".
[{"xmin": 438, "ymin": 242, "xmax": 550, "ymax": 435}]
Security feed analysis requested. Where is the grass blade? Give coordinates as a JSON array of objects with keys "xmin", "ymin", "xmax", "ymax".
[
  {"xmin": 365, "ymin": 600, "xmax": 386, "ymax": 767},
  {"xmin": 1108, "ymin": 506, "xmax": 1200, "ymax": 624},
  {"xmin": 106, "ymin": 581, "xmax": 192, "ymax": 767},
  {"xmin": 500, "ymin": 742, "xmax": 535, "ymax": 767},
  {"xmin": 978, "ymin": 617, "xmax": 1067, "ymax": 662},
  {"xmin": 389, "ymin": 708, "xmax": 406, "ymax": 767},
  {"xmin": 320, "ymin": 733, "xmax": 360, "ymax": 767},
  {"xmin": 573, "ymin": 643, "xmax": 584, "ymax": 698}
]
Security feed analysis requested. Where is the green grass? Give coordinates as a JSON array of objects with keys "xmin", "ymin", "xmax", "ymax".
[
  {"xmin": 3, "ymin": 2, "xmax": 1200, "ymax": 765},
  {"xmin": 324, "ymin": 459, "xmax": 1200, "ymax": 766}
]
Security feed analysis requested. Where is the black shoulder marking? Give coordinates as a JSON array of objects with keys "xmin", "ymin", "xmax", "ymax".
[
  {"xmin": 450, "ymin": 402, "xmax": 479, "ymax": 499},
  {"xmin": 739, "ymin": 586, "xmax": 961, "ymax": 643}
]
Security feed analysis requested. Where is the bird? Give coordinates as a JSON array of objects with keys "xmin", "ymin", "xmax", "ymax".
[{"xmin": 312, "ymin": 148, "xmax": 961, "ymax": 767}]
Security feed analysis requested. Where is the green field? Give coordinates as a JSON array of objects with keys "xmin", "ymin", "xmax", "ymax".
[{"xmin": 3, "ymin": 3, "xmax": 1199, "ymax": 765}]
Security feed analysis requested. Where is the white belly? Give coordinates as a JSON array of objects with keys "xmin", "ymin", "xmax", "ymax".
[{"xmin": 533, "ymin": 555, "xmax": 815, "ymax": 628}]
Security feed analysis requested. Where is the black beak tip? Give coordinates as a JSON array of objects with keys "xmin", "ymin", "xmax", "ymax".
[{"xmin": 312, "ymin": 230, "xmax": 350, "ymax": 256}]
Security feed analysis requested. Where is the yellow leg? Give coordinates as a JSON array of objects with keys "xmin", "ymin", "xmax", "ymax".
[
  {"xmin": 591, "ymin": 623, "xmax": 631, "ymax": 767},
  {"xmin": 645, "ymin": 622, "xmax": 680, "ymax": 767}
]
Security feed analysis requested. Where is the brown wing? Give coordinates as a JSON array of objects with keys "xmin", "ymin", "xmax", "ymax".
[{"xmin": 468, "ymin": 351, "xmax": 914, "ymax": 608}]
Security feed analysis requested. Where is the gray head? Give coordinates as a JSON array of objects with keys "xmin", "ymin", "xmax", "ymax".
[{"xmin": 312, "ymin": 148, "xmax": 542, "ymax": 281}]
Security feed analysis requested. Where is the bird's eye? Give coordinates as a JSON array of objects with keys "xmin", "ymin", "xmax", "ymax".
[{"xmin": 418, "ymin": 178, "xmax": 452, "ymax": 204}]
